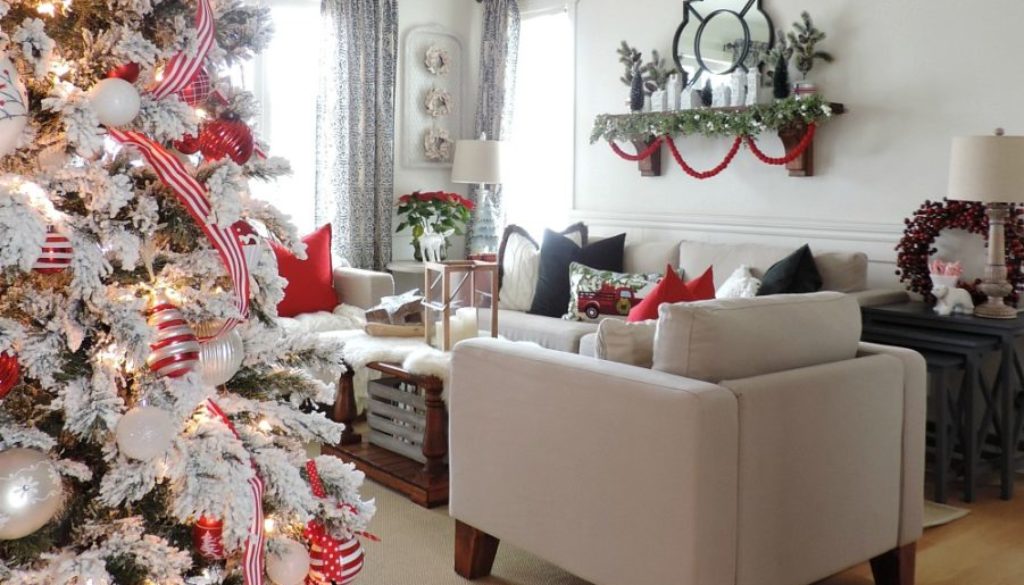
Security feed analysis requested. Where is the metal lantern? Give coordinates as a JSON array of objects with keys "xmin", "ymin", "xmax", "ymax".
[{"xmin": 422, "ymin": 261, "xmax": 499, "ymax": 351}]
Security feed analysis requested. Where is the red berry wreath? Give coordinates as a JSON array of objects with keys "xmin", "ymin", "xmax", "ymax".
[{"xmin": 896, "ymin": 198, "xmax": 1024, "ymax": 303}]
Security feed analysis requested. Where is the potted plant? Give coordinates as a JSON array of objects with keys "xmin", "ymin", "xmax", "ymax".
[
  {"xmin": 396, "ymin": 191, "xmax": 475, "ymax": 261},
  {"xmin": 786, "ymin": 11, "xmax": 834, "ymax": 97}
]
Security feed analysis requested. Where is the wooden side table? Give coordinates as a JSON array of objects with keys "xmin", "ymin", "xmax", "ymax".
[
  {"xmin": 863, "ymin": 301, "xmax": 1024, "ymax": 500},
  {"xmin": 325, "ymin": 362, "xmax": 449, "ymax": 508}
]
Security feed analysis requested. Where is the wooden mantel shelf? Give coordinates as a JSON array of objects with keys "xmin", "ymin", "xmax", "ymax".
[{"xmin": 606, "ymin": 101, "xmax": 846, "ymax": 178}]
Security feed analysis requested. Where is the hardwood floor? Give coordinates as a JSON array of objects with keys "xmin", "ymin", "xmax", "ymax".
[{"xmin": 817, "ymin": 478, "xmax": 1024, "ymax": 585}]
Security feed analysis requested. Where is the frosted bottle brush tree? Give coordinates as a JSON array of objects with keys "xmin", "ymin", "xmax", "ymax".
[{"xmin": 0, "ymin": 0, "xmax": 375, "ymax": 584}]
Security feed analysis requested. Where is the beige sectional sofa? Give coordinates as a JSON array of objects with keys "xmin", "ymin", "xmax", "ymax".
[
  {"xmin": 449, "ymin": 292, "xmax": 925, "ymax": 585},
  {"xmin": 498, "ymin": 238, "xmax": 908, "ymax": 354}
]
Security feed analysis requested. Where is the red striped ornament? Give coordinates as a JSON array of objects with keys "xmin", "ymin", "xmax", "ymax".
[
  {"xmin": 304, "ymin": 460, "xmax": 366, "ymax": 585},
  {"xmin": 33, "ymin": 228, "xmax": 73, "ymax": 273},
  {"xmin": 0, "ymin": 351, "xmax": 19, "ymax": 400},
  {"xmin": 145, "ymin": 293, "xmax": 200, "ymax": 378}
]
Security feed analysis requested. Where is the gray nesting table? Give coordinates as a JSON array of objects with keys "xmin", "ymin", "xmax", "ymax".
[{"xmin": 862, "ymin": 301, "xmax": 1024, "ymax": 501}]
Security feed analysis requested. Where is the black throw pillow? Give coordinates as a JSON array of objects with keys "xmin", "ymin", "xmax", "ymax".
[
  {"xmin": 529, "ymin": 231, "xmax": 626, "ymax": 317},
  {"xmin": 758, "ymin": 244, "xmax": 823, "ymax": 296}
]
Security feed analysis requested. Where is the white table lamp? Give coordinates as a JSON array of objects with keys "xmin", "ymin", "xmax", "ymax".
[
  {"xmin": 948, "ymin": 130, "xmax": 1024, "ymax": 318},
  {"xmin": 452, "ymin": 135, "xmax": 505, "ymax": 255}
]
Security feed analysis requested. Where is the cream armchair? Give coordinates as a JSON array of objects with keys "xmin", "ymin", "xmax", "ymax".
[{"xmin": 448, "ymin": 293, "xmax": 925, "ymax": 585}]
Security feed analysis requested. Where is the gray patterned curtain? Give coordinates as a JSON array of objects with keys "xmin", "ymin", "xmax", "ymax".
[
  {"xmin": 466, "ymin": 0, "xmax": 520, "ymax": 250},
  {"xmin": 316, "ymin": 0, "xmax": 398, "ymax": 271}
]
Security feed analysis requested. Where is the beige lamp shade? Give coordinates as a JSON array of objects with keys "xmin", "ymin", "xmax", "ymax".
[
  {"xmin": 451, "ymin": 139, "xmax": 505, "ymax": 184},
  {"xmin": 948, "ymin": 135, "xmax": 1024, "ymax": 203}
]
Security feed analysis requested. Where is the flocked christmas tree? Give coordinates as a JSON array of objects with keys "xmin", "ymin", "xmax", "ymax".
[
  {"xmin": 0, "ymin": 0, "xmax": 374, "ymax": 583},
  {"xmin": 467, "ymin": 192, "xmax": 499, "ymax": 256}
]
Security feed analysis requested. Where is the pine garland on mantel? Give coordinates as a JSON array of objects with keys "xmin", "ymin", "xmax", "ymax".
[{"xmin": 591, "ymin": 95, "xmax": 837, "ymax": 144}]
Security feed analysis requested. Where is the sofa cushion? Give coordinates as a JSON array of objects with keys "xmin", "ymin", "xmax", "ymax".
[
  {"xmin": 578, "ymin": 332, "xmax": 598, "ymax": 357},
  {"xmin": 623, "ymin": 241, "xmax": 681, "ymax": 275},
  {"xmin": 567, "ymin": 262, "xmax": 660, "ymax": 321},
  {"xmin": 676, "ymin": 240, "xmax": 867, "ymax": 293},
  {"xmin": 529, "ymin": 231, "xmax": 625, "ymax": 318},
  {"xmin": 272, "ymin": 224, "xmax": 338, "ymax": 318},
  {"xmin": 497, "ymin": 309, "xmax": 599, "ymax": 353},
  {"xmin": 652, "ymin": 292, "xmax": 862, "ymax": 383},
  {"xmin": 498, "ymin": 224, "xmax": 586, "ymax": 311},
  {"xmin": 757, "ymin": 244, "xmax": 822, "ymax": 296},
  {"xmin": 595, "ymin": 318, "xmax": 657, "ymax": 368}
]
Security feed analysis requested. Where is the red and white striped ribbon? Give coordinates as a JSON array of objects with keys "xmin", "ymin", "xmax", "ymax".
[
  {"xmin": 206, "ymin": 398, "xmax": 266, "ymax": 585},
  {"xmin": 151, "ymin": 0, "xmax": 215, "ymax": 99},
  {"xmin": 108, "ymin": 128, "xmax": 249, "ymax": 338}
]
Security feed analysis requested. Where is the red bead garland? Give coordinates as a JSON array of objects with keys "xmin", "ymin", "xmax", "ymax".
[
  {"xmin": 607, "ymin": 123, "xmax": 816, "ymax": 178},
  {"xmin": 609, "ymin": 137, "xmax": 663, "ymax": 162},
  {"xmin": 664, "ymin": 135, "xmax": 742, "ymax": 180},
  {"xmin": 895, "ymin": 198, "xmax": 1024, "ymax": 303},
  {"xmin": 746, "ymin": 123, "xmax": 817, "ymax": 165}
]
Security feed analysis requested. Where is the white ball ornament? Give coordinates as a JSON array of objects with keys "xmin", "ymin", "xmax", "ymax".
[
  {"xmin": 88, "ymin": 78, "xmax": 141, "ymax": 127},
  {"xmin": 0, "ymin": 448, "xmax": 63, "ymax": 540},
  {"xmin": 0, "ymin": 53, "xmax": 29, "ymax": 156},
  {"xmin": 266, "ymin": 538, "xmax": 312, "ymax": 585},
  {"xmin": 115, "ymin": 406, "xmax": 176, "ymax": 461},
  {"xmin": 196, "ymin": 323, "xmax": 244, "ymax": 387}
]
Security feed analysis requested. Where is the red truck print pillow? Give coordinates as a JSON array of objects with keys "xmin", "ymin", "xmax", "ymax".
[{"xmin": 566, "ymin": 262, "xmax": 662, "ymax": 321}]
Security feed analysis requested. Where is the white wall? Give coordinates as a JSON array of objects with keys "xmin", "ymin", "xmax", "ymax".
[
  {"xmin": 393, "ymin": 0, "xmax": 483, "ymax": 264},
  {"xmin": 573, "ymin": 0, "xmax": 1024, "ymax": 286}
]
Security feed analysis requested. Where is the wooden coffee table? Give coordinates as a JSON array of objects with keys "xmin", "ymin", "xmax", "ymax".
[{"xmin": 324, "ymin": 361, "xmax": 449, "ymax": 508}]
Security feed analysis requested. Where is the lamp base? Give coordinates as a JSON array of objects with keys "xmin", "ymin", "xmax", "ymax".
[
  {"xmin": 974, "ymin": 204, "xmax": 1018, "ymax": 319},
  {"xmin": 974, "ymin": 298, "xmax": 1018, "ymax": 319}
]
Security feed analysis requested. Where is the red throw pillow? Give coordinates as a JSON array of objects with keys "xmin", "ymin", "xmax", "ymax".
[
  {"xmin": 627, "ymin": 265, "xmax": 715, "ymax": 322},
  {"xmin": 272, "ymin": 224, "xmax": 338, "ymax": 318}
]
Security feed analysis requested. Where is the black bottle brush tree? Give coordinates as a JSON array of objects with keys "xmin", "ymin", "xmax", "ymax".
[
  {"xmin": 617, "ymin": 41, "xmax": 676, "ymax": 112},
  {"xmin": 771, "ymin": 11, "xmax": 834, "ymax": 99},
  {"xmin": 787, "ymin": 11, "xmax": 834, "ymax": 80}
]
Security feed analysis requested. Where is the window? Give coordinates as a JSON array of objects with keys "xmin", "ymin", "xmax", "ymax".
[
  {"xmin": 503, "ymin": 1, "xmax": 575, "ymax": 240},
  {"xmin": 246, "ymin": 0, "xmax": 321, "ymax": 233}
]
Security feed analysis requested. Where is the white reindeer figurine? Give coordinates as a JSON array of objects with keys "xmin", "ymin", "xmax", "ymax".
[
  {"xmin": 932, "ymin": 285, "xmax": 974, "ymax": 316},
  {"xmin": 420, "ymin": 224, "xmax": 453, "ymax": 263}
]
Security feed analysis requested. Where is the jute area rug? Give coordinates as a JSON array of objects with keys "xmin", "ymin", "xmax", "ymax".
[{"xmin": 358, "ymin": 480, "xmax": 592, "ymax": 585}]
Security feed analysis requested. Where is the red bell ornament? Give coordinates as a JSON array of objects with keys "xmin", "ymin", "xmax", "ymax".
[
  {"xmin": 178, "ymin": 68, "xmax": 211, "ymax": 107},
  {"xmin": 107, "ymin": 62, "xmax": 140, "ymax": 84},
  {"xmin": 192, "ymin": 515, "xmax": 226, "ymax": 560},
  {"xmin": 199, "ymin": 116, "xmax": 254, "ymax": 165},
  {"xmin": 145, "ymin": 293, "xmax": 201, "ymax": 379},
  {"xmin": 0, "ymin": 351, "xmax": 19, "ymax": 400},
  {"xmin": 33, "ymin": 227, "xmax": 73, "ymax": 273}
]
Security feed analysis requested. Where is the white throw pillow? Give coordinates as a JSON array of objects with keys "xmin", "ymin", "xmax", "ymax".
[
  {"xmin": 499, "ymin": 228, "xmax": 584, "ymax": 311},
  {"xmin": 498, "ymin": 230, "xmax": 541, "ymax": 311},
  {"xmin": 716, "ymin": 265, "xmax": 762, "ymax": 298},
  {"xmin": 595, "ymin": 318, "xmax": 657, "ymax": 368}
]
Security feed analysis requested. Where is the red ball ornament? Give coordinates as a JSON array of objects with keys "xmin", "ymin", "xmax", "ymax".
[
  {"xmin": 193, "ymin": 516, "xmax": 226, "ymax": 560},
  {"xmin": 199, "ymin": 116, "xmax": 255, "ymax": 165},
  {"xmin": 0, "ymin": 351, "xmax": 19, "ymax": 400},
  {"xmin": 146, "ymin": 293, "xmax": 201, "ymax": 379},
  {"xmin": 173, "ymin": 133, "xmax": 202, "ymax": 155},
  {"xmin": 178, "ymin": 68, "xmax": 211, "ymax": 107},
  {"xmin": 33, "ymin": 227, "xmax": 73, "ymax": 274},
  {"xmin": 107, "ymin": 62, "xmax": 140, "ymax": 84},
  {"xmin": 305, "ymin": 526, "xmax": 364, "ymax": 585}
]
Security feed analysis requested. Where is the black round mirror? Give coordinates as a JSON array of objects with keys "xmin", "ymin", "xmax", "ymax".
[{"xmin": 673, "ymin": 0, "xmax": 775, "ymax": 88}]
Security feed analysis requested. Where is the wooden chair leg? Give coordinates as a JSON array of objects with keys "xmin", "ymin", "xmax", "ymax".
[
  {"xmin": 454, "ymin": 521, "xmax": 500, "ymax": 580},
  {"xmin": 870, "ymin": 543, "xmax": 917, "ymax": 585}
]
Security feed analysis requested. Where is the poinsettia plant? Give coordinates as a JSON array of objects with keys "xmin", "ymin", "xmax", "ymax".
[{"xmin": 396, "ymin": 190, "xmax": 475, "ymax": 238}]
